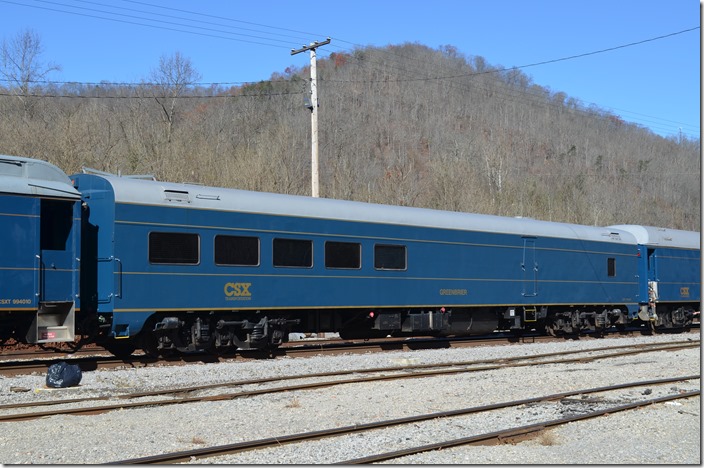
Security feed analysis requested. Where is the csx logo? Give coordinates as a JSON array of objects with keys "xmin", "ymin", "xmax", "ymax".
[
  {"xmin": 680, "ymin": 287, "xmax": 690, "ymax": 298},
  {"xmin": 224, "ymin": 282, "xmax": 252, "ymax": 297}
]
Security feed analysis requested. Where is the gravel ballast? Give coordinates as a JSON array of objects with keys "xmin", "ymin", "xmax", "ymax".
[{"xmin": 0, "ymin": 333, "xmax": 699, "ymax": 464}]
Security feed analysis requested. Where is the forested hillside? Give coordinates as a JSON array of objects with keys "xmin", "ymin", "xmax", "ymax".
[{"xmin": 0, "ymin": 39, "xmax": 699, "ymax": 230}]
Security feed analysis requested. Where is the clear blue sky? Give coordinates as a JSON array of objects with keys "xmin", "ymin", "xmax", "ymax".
[{"xmin": 0, "ymin": 0, "xmax": 700, "ymax": 139}]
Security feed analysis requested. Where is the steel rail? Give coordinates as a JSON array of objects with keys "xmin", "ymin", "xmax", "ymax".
[
  {"xmin": 107, "ymin": 339, "xmax": 704, "ymax": 398},
  {"xmin": 0, "ymin": 341, "xmax": 697, "ymax": 419},
  {"xmin": 0, "ymin": 335, "xmax": 534, "ymax": 373},
  {"xmin": 338, "ymin": 390, "xmax": 701, "ymax": 464},
  {"xmin": 1, "ymin": 328, "xmax": 697, "ymax": 376},
  {"xmin": 1, "ymin": 324, "xmax": 698, "ymax": 366},
  {"xmin": 108, "ymin": 376, "xmax": 700, "ymax": 464},
  {"xmin": 0, "ymin": 355, "xmax": 155, "ymax": 377}
]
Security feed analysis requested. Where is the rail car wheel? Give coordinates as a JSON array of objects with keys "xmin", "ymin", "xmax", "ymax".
[{"xmin": 137, "ymin": 332, "xmax": 161, "ymax": 358}]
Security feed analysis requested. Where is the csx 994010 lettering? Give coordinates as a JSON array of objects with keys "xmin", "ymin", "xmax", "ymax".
[{"xmin": 0, "ymin": 155, "xmax": 700, "ymax": 357}]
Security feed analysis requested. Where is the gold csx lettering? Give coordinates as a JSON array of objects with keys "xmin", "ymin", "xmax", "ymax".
[{"xmin": 224, "ymin": 282, "xmax": 252, "ymax": 298}]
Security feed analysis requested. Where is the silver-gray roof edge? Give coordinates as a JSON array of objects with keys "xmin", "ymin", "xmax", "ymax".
[
  {"xmin": 0, "ymin": 155, "xmax": 80, "ymax": 199},
  {"xmin": 607, "ymin": 224, "xmax": 700, "ymax": 249},
  {"xmin": 94, "ymin": 174, "xmax": 644, "ymax": 245}
]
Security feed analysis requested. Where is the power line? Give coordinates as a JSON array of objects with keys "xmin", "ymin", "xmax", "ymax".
[
  {"xmin": 506, "ymin": 27, "xmax": 699, "ymax": 72},
  {"xmin": 325, "ymin": 27, "xmax": 700, "ymax": 83},
  {"xmin": 0, "ymin": 78, "xmax": 278, "ymax": 87},
  {"xmin": 118, "ymin": 0, "xmax": 320, "ymax": 39},
  {"xmin": 0, "ymin": 0, "xmax": 302, "ymax": 49},
  {"xmin": 0, "ymin": 89, "xmax": 304, "ymax": 99},
  {"xmin": 0, "ymin": 57, "xmax": 697, "ymax": 137},
  {"xmin": 69, "ymin": 0, "xmax": 312, "ymax": 43},
  {"xmin": 317, "ymin": 29, "xmax": 700, "ymax": 137},
  {"xmin": 1, "ymin": 0, "xmax": 698, "ymax": 137}
]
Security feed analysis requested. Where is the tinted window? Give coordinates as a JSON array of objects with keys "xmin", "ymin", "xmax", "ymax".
[
  {"xmin": 215, "ymin": 235, "xmax": 259, "ymax": 266},
  {"xmin": 325, "ymin": 241, "xmax": 361, "ymax": 269},
  {"xmin": 607, "ymin": 257, "xmax": 616, "ymax": 277},
  {"xmin": 273, "ymin": 238, "xmax": 313, "ymax": 268},
  {"xmin": 149, "ymin": 232, "xmax": 199, "ymax": 264},
  {"xmin": 40, "ymin": 199, "xmax": 74, "ymax": 251},
  {"xmin": 374, "ymin": 244, "xmax": 406, "ymax": 270}
]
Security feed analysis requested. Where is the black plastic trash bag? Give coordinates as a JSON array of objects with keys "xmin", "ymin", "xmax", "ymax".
[{"xmin": 46, "ymin": 361, "xmax": 82, "ymax": 388}]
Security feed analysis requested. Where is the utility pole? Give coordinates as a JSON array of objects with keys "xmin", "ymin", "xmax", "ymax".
[{"xmin": 291, "ymin": 37, "xmax": 330, "ymax": 198}]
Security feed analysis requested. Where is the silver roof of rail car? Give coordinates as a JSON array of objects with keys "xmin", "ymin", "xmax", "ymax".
[
  {"xmin": 0, "ymin": 155, "xmax": 80, "ymax": 199},
  {"xmin": 81, "ymin": 174, "xmax": 641, "ymax": 245},
  {"xmin": 608, "ymin": 225, "xmax": 700, "ymax": 250}
]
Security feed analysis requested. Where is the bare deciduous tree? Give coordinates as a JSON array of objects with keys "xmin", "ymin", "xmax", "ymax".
[
  {"xmin": 0, "ymin": 28, "xmax": 61, "ymax": 118},
  {"xmin": 0, "ymin": 42, "xmax": 698, "ymax": 231},
  {"xmin": 148, "ymin": 51, "xmax": 202, "ymax": 142}
]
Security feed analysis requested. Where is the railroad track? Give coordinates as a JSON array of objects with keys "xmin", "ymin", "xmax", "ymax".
[
  {"xmin": 1, "ymin": 335, "xmax": 698, "ymax": 464},
  {"xmin": 2, "ymin": 327, "xmax": 696, "ymax": 377},
  {"xmin": 0, "ymin": 333, "xmax": 583, "ymax": 376},
  {"xmin": 108, "ymin": 375, "xmax": 700, "ymax": 464},
  {"xmin": 337, "ymin": 386, "xmax": 700, "ymax": 464},
  {"xmin": 0, "ymin": 339, "xmax": 697, "ymax": 423}
]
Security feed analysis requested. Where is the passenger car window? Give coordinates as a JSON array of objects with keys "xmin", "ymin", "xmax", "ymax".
[
  {"xmin": 325, "ymin": 241, "xmax": 361, "ymax": 269},
  {"xmin": 607, "ymin": 258, "xmax": 616, "ymax": 277},
  {"xmin": 215, "ymin": 235, "xmax": 259, "ymax": 266},
  {"xmin": 149, "ymin": 232, "xmax": 199, "ymax": 264},
  {"xmin": 273, "ymin": 238, "xmax": 313, "ymax": 268},
  {"xmin": 374, "ymin": 244, "xmax": 406, "ymax": 270}
]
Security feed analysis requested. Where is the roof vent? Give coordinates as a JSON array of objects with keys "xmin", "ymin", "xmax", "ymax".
[{"xmin": 164, "ymin": 189, "xmax": 190, "ymax": 203}]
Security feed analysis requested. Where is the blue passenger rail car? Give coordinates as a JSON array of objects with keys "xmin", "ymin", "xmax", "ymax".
[
  {"xmin": 609, "ymin": 225, "xmax": 700, "ymax": 328},
  {"xmin": 0, "ymin": 155, "xmax": 81, "ymax": 344},
  {"xmin": 72, "ymin": 172, "xmax": 642, "ymax": 355}
]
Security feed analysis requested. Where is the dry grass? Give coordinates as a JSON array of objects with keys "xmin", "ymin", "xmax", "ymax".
[
  {"xmin": 538, "ymin": 430, "xmax": 559, "ymax": 446},
  {"xmin": 285, "ymin": 397, "xmax": 302, "ymax": 409}
]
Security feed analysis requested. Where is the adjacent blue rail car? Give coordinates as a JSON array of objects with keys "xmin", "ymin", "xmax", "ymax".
[
  {"xmin": 1, "ymin": 154, "xmax": 698, "ymax": 356},
  {"xmin": 610, "ymin": 225, "xmax": 700, "ymax": 328},
  {"xmin": 0, "ymin": 155, "xmax": 81, "ymax": 344},
  {"xmin": 72, "ymin": 172, "xmax": 647, "ymax": 355}
]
